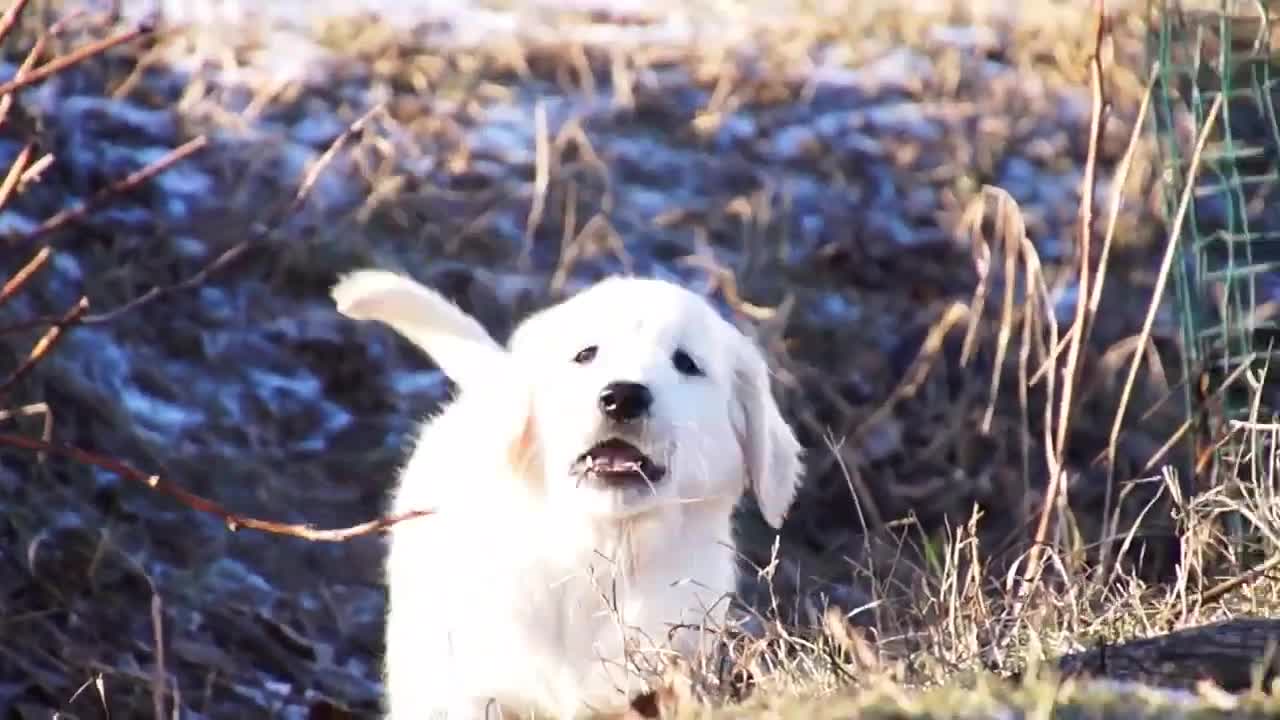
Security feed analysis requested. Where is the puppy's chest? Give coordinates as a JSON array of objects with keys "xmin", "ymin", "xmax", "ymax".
[
  {"xmin": 471, "ymin": 527, "xmax": 735, "ymax": 712},
  {"xmin": 536, "ymin": 551, "xmax": 717, "ymax": 654},
  {"xmin": 536, "ymin": 566, "xmax": 693, "ymax": 678}
]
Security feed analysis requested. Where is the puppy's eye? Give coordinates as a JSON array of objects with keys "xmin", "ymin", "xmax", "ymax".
[
  {"xmin": 672, "ymin": 349, "xmax": 703, "ymax": 377},
  {"xmin": 573, "ymin": 345, "xmax": 598, "ymax": 364}
]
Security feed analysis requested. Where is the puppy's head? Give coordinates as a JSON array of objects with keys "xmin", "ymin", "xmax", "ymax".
[{"xmin": 509, "ymin": 277, "xmax": 803, "ymax": 527}]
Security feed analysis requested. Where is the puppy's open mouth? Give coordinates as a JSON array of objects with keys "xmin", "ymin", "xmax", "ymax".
[{"xmin": 572, "ymin": 438, "xmax": 666, "ymax": 487}]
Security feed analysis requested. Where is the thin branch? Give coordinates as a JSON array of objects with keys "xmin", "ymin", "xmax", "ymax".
[
  {"xmin": 0, "ymin": 246, "xmax": 51, "ymax": 307},
  {"xmin": 0, "ymin": 295, "xmax": 87, "ymax": 394},
  {"xmin": 80, "ymin": 105, "xmax": 382, "ymax": 325},
  {"xmin": 0, "ymin": 296, "xmax": 88, "ymax": 396},
  {"xmin": 0, "ymin": 142, "xmax": 34, "ymax": 211},
  {"xmin": 520, "ymin": 99, "xmax": 550, "ymax": 271},
  {"xmin": 0, "ymin": 0, "xmax": 33, "ymax": 47},
  {"xmin": 1, "ymin": 4, "xmax": 103, "ymax": 117},
  {"xmin": 80, "ymin": 243, "xmax": 251, "ymax": 326},
  {"xmin": 1198, "ymin": 554, "xmax": 1280, "ymax": 605},
  {"xmin": 0, "ymin": 314, "xmax": 73, "ymax": 335},
  {"xmin": 1052, "ymin": 0, "xmax": 1107, "ymax": 463},
  {"xmin": 1104, "ymin": 94, "xmax": 1224, "ymax": 522},
  {"xmin": 0, "ymin": 18, "xmax": 46, "ymax": 125},
  {"xmin": 18, "ymin": 151, "xmax": 55, "ymax": 189},
  {"xmin": 0, "ymin": 402, "xmax": 52, "ymax": 463},
  {"xmin": 150, "ymin": 592, "xmax": 167, "ymax": 720},
  {"xmin": 0, "ymin": 18, "xmax": 155, "ymax": 97},
  {"xmin": 12, "ymin": 136, "xmax": 209, "ymax": 246},
  {"xmin": 0, "ymin": 432, "xmax": 436, "ymax": 541},
  {"xmin": 276, "ymin": 104, "xmax": 382, "ymax": 222},
  {"xmin": 1017, "ymin": 0, "xmax": 1108, "ymax": 604},
  {"xmin": 1095, "ymin": 63, "xmax": 1160, "ymax": 574}
]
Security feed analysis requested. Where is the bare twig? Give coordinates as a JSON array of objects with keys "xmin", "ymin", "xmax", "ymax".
[
  {"xmin": 0, "ymin": 19, "xmax": 155, "ymax": 97},
  {"xmin": 17, "ymin": 151, "xmax": 54, "ymax": 190},
  {"xmin": 521, "ymin": 99, "xmax": 550, "ymax": 271},
  {"xmin": 852, "ymin": 302, "xmax": 973, "ymax": 443},
  {"xmin": 0, "ymin": 402, "xmax": 52, "ymax": 462},
  {"xmin": 1095, "ymin": 64, "xmax": 1159, "ymax": 574},
  {"xmin": 275, "ymin": 104, "xmax": 382, "ymax": 222},
  {"xmin": 0, "ymin": 296, "xmax": 88, "ymax": 396},
  {"xmin": 150, "ymin": 592, "xmax": 167, "ymax": 720},
  {"xmin": 1052, "ymin": 0, "xmax": 1107, "ymax": 463},
  {"xmin": 81, "ymin": 241, "xmax": 249, "ymax": 326},
  {"xmin": 1198, "ymin": 553, "xmax": 1280, "ymax": 605},
  {"xmin": 0, "ymin": 247, "xmax": 51, "ymax": 307},
  {"xmin": 0, "ymin": 23, "xmax": 45, "ymax": 126},
  {"xmin": 0, "ymin": 314, "xmax": 76, "ymax": 335},
  {"xmin": 13, "ymin": 136, "xmax": 210, "ymax": 246},
  {"xmin": 0, "ymin": 432, "xmax": 435, "ymax": 541},
  {"xmin": 1105, "ymin": 94, "xmax": 1224, "ymax": 521},
  {"xmin": 0, "ymin": 4, "xmax": 96, "ymax": 123},
  {"xmin": 80, "ymin": 105, "xmax": 382, "ymax": 325},
  {"xmin": 0, "ymin": 142, "xmax": 34, "ymax": 211},
  {"xmin": 1017, "ymin": 0, "xmax": 1106, "ymax": 603},
  {"xmin": 66, "ymin": 673, "xmax": 110, "ymax": 717},
  {"xmin": 0, "ymin": 0, "xmax": 33, "ymax": 47},
  {"xmin": 986, "ymin": 1, "xmax": 1112, "ymax": 643}
]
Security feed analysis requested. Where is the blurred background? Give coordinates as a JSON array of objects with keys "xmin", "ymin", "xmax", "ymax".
[{"xmin": 1, "ymin": 0, "xmax": 1276, "ymax": 717}]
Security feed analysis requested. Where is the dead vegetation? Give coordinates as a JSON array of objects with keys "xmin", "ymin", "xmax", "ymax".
[{"xmin": 0, "ymin": 0, "xmax": 1278, "ymax": 717}]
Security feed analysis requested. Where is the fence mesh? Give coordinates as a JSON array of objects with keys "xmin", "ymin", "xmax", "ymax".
[{"xmin": 1148, "ymin": 0, "xmax": 1280, "ymax": 482}]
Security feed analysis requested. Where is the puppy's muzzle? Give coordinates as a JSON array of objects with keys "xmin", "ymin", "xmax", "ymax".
[{"xmin": 598, "ymin": 381, "xmax": 652, "ymax": 423}]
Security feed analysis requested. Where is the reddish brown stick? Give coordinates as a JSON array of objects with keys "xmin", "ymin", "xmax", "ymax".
[
  {"xmin": 0, "ymin": 247, "xmax": 50, "ymax": 307},
  {"xmin": 0, "ymin": 432, "xmax": 436, "ymax": 541},
  {"xmin": 0, "ymin": 296, "xmax": 88, "ymax": 396},
  {"xmin": 13, "ymin": 136, "xmax": 209, "ymax": 245},
  {"xmin": 0, "ymin": 0, "xmax": 33, "ymax": 48},
  {"xmin": 81, "ymin": 106, "xmax": 380, "ymax": 325},
  {"xmin": 0, "ymin": 20, "xmax": 155, "ymax": 97}
]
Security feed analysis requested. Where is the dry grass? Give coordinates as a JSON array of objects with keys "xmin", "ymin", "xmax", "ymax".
[{"xmin": 0, "ymin": 0, "xmax": 1278, "ymax": 717}]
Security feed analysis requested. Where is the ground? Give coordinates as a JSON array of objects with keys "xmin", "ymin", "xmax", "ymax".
[{"xmin": 1, "ymin": 0, "xmax": 1279, "ymax": 718}]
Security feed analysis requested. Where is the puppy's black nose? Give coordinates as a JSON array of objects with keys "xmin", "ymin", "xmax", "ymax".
[{"xmin": 598, "ymin": 381, "xmax": 652, "ymax": 422}]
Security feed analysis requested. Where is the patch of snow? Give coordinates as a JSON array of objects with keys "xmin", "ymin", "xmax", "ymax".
[
  {"xmin": 246, "ymin": 368, "xmax": 323, "ymax": 403},
  {"xmin": 134, "ymin": 146, "xmax": 215, "ymax": 198},
  {"xmin": 121, "ymin": 385, "xmax": 207, "ymax": 434},
  {"xmin": 51, "ymin": 252, "xmax": 84, "ymax": 284},
  {"xmin": 389, "ymin": 370, "xmax": 447, "ymax": 397},
  {"xmin": 0, "ymin": 211, "xmax": 38, "ymax": 236},
  {"xmin": 59, "ymin": 96, "xmax": 178, "ymax": 144}
]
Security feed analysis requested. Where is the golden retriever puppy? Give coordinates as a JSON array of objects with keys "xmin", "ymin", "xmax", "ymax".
[{"xmin": 332, "ymin": 270, "xmax": 803, "ymax": 719}]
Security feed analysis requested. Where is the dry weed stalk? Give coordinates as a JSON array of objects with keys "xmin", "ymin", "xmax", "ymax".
[
  {"xmin": 1015, "ymin": 0, "xmax": 1108, "ymax": 610},
  {"xmin": 816, "ymin": 0, "xmax": 1262, "ymax": 686},
  {"xmin": 1102, "ymin": 89, "xmax": 1223, "ymax": 544}
]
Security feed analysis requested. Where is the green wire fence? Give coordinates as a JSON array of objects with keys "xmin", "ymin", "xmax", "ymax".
[{"xmin": 1149, "ymin": 0, "xmax": 1280, "ymax": 493}]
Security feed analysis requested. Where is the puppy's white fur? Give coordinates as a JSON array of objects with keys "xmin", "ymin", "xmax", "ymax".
[{"xmin": 332, "ymin": 270, "xmax": 804, "ymax": 719}]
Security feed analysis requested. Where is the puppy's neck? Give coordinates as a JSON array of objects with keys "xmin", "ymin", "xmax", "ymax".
[{"xmin": 572, "ymin": 501, "xmax": 736, "ymax": 581}]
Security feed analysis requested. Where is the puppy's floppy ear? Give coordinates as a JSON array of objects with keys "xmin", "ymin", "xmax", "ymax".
[
  {"xmin": 732, "ymin": 335, "xmax": 803, "ymax": 529},
  {"xmin": 331, "ymin": 269, "xmax": 508, "ymax": 392}
]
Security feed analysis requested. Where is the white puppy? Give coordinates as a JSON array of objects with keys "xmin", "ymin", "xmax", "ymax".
[{"xmin": 332, "ymin": 270, "xmax": 804, "ymax": 719}]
